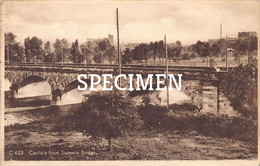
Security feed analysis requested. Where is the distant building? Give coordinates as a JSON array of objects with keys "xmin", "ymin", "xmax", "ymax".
[
  {"xmin": 108, "ymin": 34, "xmax": 114, "ymax": 46},
  {"xmin": 87, "ymin": 34, "xmax": 114, "ymax": 46},
  {"xmin": 87, "ymin": 38, "xmax": 102, "ymax": 43},
  {"xmin": 208, "ymin": 31, "xmax": 257, "ymax": 44},
  {"xmin": 208, "ymin": 39, "xmax": 221, "ymax": 43},
  {"xmin": 238, "ymin": 32, "xmax": 257, "ymax": 38},
  {"xmin": 121, "ymin": 43, "xmax": 139, "ymax": 50}
]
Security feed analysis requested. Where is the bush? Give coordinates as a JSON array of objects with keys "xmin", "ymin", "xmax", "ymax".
[
  {"xmin": 138, "ymin": 104, "xmax": 168, "ymax": 128},
  {"xmin": 76, "ymin": 90, "xmax": 143, "ymax": 151},
  {"xmin": 220, "ymin": 62, "xmax": 257, "ymax": 119}
]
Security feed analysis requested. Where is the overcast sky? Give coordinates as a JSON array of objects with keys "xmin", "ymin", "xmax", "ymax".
[{"xmin": 4, "ymin": 1, "xmax": 259, "ymax": 45}]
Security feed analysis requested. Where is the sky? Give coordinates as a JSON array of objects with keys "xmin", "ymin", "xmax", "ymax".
[{"xmin": 4, "ymin": 1, "xmax": 259, "ymax": 45}]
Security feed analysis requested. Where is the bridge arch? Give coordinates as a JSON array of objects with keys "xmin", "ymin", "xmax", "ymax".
[
  {"xmin": 63, "ymin": 79, "xmax": 91, "ymax": 93},
  {"xmin": 7, "ymin": 75, "xmax": 52, "ymax": 100},
  {"xmin": 19, "ymin": 75, "xmax": 46, "ymax": 88},
  {"xmin": 5, "ymin": 70, "xmax": 78, "ymax": 93}
]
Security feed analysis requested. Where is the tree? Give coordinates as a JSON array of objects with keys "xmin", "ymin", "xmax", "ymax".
[
  {"xmin": 157, "ymin": 40, "xmax": 165, "ymax": 62},
  {"xmin": 250, "ymin": 36, "xmax": 258, "ymax": 53},
  {"xmin": 53, "ymin": 38, "xmax": 70, "ymax": 63},
  {"xmin": 5, "ymin": 32, "xmax": 25, "ymax": 62},
  {"xmin": 29, "ymin": 36, "xmax": 43, "ymax": 62},
  {"xmin": 16, "ymin": 45, "xmax": 26, "ymax": 62},
  {"xmin": 138, "ymin": 44, "xmax": 149, "ymax": 63},
  {"xmin": 132, "ymin": 43, "xmax": 149, "ymax": 63},
  {"xmin": 43, "ymin": 41, "xmax": 55, "ymax": 62},
  {"xmin": 193, "ymin": 41, "xmax": 210, "ymax": 61},
  {"xmin": 167, "ymin": 46, "xmax": 175, "ymax": 61},
  {"xmin": 104, "ymin": 46, "xmax": 117, "ymax": 64},
  {"xmin": 152, "ymin": 41, "xmax": 158, "ymax": 64},
  {"xmin": 93, "ymin": 53, "xmax": 103, "ymax": 63},
  {"xmin": 80, "ymin": 42, "xmax": 94, "ymax": 64},
  {"xmin": 71, "ymin": 39, "xmax": 83, "ymax": 63},
  {"xmin": 167, "ymin": 41, "xmax": 183, "ymax": 62},
  {"xmin": 122, "ymin": 48, "xmax": 132, "ymax": 64},
  {"xmin": 76, "ymin": 91, "xmax": 142, "ymax": 151},
  {"xmin": 97, "ymin": 39, "xmax": 116, "ymax": 64},
  {"xmin": 210, "ymin": 43, "xmax": 220, "ymax": 57},
  {"xmin": 220, "ymin": 64, "xmax": 257, "ymax": 118},
  {"xmin": 24, "ymin": 37, "xmax": 32, "ymax": 62}
]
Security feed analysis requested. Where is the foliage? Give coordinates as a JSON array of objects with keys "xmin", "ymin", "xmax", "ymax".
[
  {"xmin": 122, "ymin": 48, "xmax": 132, "ymax": 64},
  {"xmin": 24, "ymin": 36, "xmax": 43, "ymax": 62},
  {"xmin": 93, "ymin": 53, "xmax": 103, "ymax": 63},
  {"xmin": 97, "ymin": 39, "xmax": 116, "ymax": 64},
  {"xmin": 220, "ymin": 62, "xmax": 257, "ymax": 119},
  {"xmin": 104, "ymin": 46, "xmax": 117, "ymax": 63},
  {"xmin": 193, "ymin": 41, "xmax": 211, "ymax": 60},
  {"xmin": 5, "ymin": 32, "xmax": 25, "ymax": 62},
  {"xmin": 138, "ymin": 104, "xmax": 169, "ymax": 128},
  {"xmin": 168, "ymin": 41, "xmax": 183, "ymax": 62},
  {"xmin": 53, "ymin": 38, "xmax": 70, "ymax": 63},
  {"xmin": 43, "ymin": 41, "xmax": 55, "ymax": 62},
  {"xmin": 233, "ymin": 36, "xmax": 258, "ymax": 55},
  {"xmin": 76, "ymin": 91, "xmax": 143, "ymax": 150},
  {"xmin": 71, "ymin": 39, "xmax": 83, "ymax": 63},
  {"xmin": 80, "ymin": 41, "xmax": 94, "ymax": 64},
  {"xmin": 5, "ymin": 32, "xmax": 258, "ymax": 64}
]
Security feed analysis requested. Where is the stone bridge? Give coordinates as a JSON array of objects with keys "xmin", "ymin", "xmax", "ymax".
[
  {"xmin": 5, "ymin": 69, "xmax": 78, "ymax": 93},
  {"xmin": 5, "ymin": 64, "xmax": 224, "ymax": 111}
]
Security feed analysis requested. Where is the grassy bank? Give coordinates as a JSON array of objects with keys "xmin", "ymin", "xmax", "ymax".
[{"xmin": 4, "ymin": 106, "xmax": 257, "ymax": 160}]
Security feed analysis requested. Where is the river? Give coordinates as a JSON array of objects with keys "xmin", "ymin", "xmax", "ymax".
[{"xmin": 4, "ymin": 79, "xmax": 240, "ymax": 127}]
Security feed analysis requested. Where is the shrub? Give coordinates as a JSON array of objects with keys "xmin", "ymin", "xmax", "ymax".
[
  {"xmin": 220, "ymin": 62, "xmax": 257, "ymax": 119},
  {"xmin": 138, "ymin": 104, "xmax": 168, "ymax": 128},
  {"xmin": 76, "ymin": 90, "xmax": 143, "ymax": 151}
]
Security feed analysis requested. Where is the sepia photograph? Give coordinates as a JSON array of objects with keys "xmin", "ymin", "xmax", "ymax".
[{"xmin": 1, "ymin": 0, "xmax": 259, "ymax": 165}]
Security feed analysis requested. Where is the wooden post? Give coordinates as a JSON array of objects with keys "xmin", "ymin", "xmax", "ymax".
[
  {"xmin": 6, "ymin": 45, "xmax": 9, "ymax": 64},
  {"xmin": 116, "ymin": 8, "xmax": 121, "ymax": 86},
  {"xmin": 207, "ymin": 56, "xmax": 210, "ymax": 67},
  {"xmin": 84, "ymin": 48, "xmax": 86, "ymax": 67},
  {"xmin": 217, "ymin": 82, "xmax": 219, "ymax": 112},
  {"xmin": 226, "ymin": 35, "xmax": 228, "ymax": 71},
  {"xmin": 248, "ymin": 34, "xmax": 251, "ymax": 66},
  {"xmin": 201, "ymin": 80, "xmax": 203, "ymax": 110},
  {"xmin": 165, "ymin": 35, "xmax": 169, "ymax": 109},
  {"xmin": 62, "ymin": 48, "xmax": 64, "ymax": 66},
  {"xmin": 237, "ymin": 53, "xmax": 240, "ymax": 66}
]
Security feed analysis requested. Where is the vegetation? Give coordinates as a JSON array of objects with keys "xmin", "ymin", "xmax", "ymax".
[
  {"xmin": 75, "ymin": 91, "xmax": 142, "ymax": 151},
  {"xmin": 220, "ymin": 60, "xmax": 258, "ymax": 119},
  {"xmin": 5, "ymin": 32, "xmax": 258, "ymax": 64}
]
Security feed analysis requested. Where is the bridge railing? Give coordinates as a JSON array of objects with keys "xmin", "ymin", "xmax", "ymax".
[{"xmin": 5, "ymin": 62, "xmax": 231, "ymax": 72}]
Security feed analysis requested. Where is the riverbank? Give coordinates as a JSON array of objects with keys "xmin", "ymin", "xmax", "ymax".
[{"xmin": 4, "ymin": 108, "xmax": 257, "ymax": 160}]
